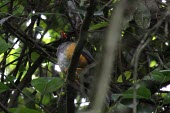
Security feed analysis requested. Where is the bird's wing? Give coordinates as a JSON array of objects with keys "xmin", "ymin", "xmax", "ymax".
[{"xmin": 81, "ymin": 48, "xmax": 95, "ymax": 64}]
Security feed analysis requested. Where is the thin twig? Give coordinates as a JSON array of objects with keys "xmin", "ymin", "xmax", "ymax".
[
  {"xmin": 3, "ymin": 22, "xmax": 57, "ymax": 63},
  {"xmin": 8, "ymin": 57, "xmax": 44, "ymax": 108},
  {"xmin": 3, "ymin": 75, "xmax": 50, "ymax": 113},
  {"xmin": 98, "ymin": 0, "xmax": 113, "ymax": 12},
  {"xmin": 0, "ymin": 102, "xmax": 10, "ymax": 113},
  {"xmin": 131, "ymin": 9, "xmax": 169, "ymax": 113},
  {"xmin": 133, "ymin": 38, "xmax": 151, "ymax": 113}
]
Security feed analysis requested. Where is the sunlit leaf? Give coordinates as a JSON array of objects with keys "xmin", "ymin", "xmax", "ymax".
[
  {"xmin": 42, "ymin": 37, "xmax": 51, "ymax": 44},
  {"xmin": 152, "ymin": 36, "xmax": 156, "ymax": 40},
  {"xmin": 117, "ymin": 75, "xmax": 123, "ymax": 83},
  {"xmin": 149, "ymin": 60, "xmax": 157, "ymax": 68},
  {"xmin": 117, "ymin": 71, "xmax": 132, "ymax": 83}
]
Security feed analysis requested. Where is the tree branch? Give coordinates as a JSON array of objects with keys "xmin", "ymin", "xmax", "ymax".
[
  {"xmin": 0, "ymin": 102, "xmax": 10, "ymax": 113},
  {"xmin": 3, "ymin": 21, "xmax": 57, "ymax": 63},
  {"xmin": 65, "ymin": 0, "xmax": 96, "ymax": 113},
  {"xmin": 8, "ymin": 56, "xmax": 44, "ymax": 108}
]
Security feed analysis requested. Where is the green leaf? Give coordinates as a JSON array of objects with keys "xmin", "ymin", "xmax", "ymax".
[
  {"xmin": 152, "ymin": 36, "xmax": 157, "ymax": 40},
  {"xmin": 80, "ymin": 0, "xmax": 86, "ymax": 6},
  {"xmin": 110, "ymin": 103, "xmax": 132, "ymax": 113},
  {"xmin": 0, "ymin": 82, "xmax": 9, "ymax": 93},
  {"xmin": 31, "ymin": 77, "xmax": 64, "ymax": 94},
  {"xmin": 149, "ymin": 60, "xmax": 157, "ymax": 67},
  {"xmin": 8, "ymin": 108, "xmax": 43, "ymax": 113},
  {"xmin": 31, "ymin": 52, "xmax": 40, "ymax": 62},
  {"xmin": 19, "ymin": 65, "xmax": 26, "ymax": 72},
  {"xmin": 151, "ymin": 70, "xmax": 170, "ymax": 83},
  {"xmin": 137, "ymin": 103, "xmax": 155, "ymax": 113},
  {"xmin": 117, "ymin": 75, "xmax": 123, "ymax": 83},
  {"xmin": 117, "ymin": 71, "xmax": 132, "ymax": 83},
  {"xmin": 89, "ymin": 22, "xmax": 108, "ymax": 31},
  {"xmin": 163, "ymin": 93, "xmax": 170, "ymax": 105},
  {"xmin": 123, "ymin": 87, "xmax": 151, "ymax": 99},
  {"xmin": 134, "ymin": 2, "xmax": 151, "ymax": 28},
  {"xmin": 0, "ymin": 38, "xmax": 10, "ymax": 54},
  {"xmin": 42, "ymin": 94, "xmax": 51, "ymax": 105},
  {"xmin": 122, "ymin": 14, "xmax": 134, "ymax": 30},
  {"xmin": 22, "ymin": 88, "xmax": 36, "ymax": 109},
  {"xmin": 111, "ymin": 94, "xmax": 121, "ymax": 101},
  {"xmin": 5, "ymin": 76, "xmax": 16, "ymax": 82},
  {"xmin": 160, "ymin": 70, "xmax": 170, "ymax": 77},
  {"xmin": 13, "ymin": 5, "xmax": 24, "ymax": 16}
]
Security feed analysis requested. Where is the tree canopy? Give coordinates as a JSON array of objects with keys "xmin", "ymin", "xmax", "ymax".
[{"xmin": 0, "ymin": 0, "xmax": 170, "ymax": 113}]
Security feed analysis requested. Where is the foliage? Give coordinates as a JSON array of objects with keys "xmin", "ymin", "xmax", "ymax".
[{"xmin": 0, "ymin": 0, "xmax": 170, "ymax": 113}]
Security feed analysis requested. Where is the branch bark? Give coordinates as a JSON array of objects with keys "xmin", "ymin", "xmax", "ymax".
[
  {"xmin": 65, "ymin": 0, "xmax": 96, "ymax": 113},
  {"xmin": 3, "ymin": 21, "xmax": 57, "ymax": 63},
  {"xmin": 8, "ymin": 56, "xmax": 44, "ymax": 108},
  {"xmin": 0, "ymin": 102, "xmax": 10, "ymax": 113}
]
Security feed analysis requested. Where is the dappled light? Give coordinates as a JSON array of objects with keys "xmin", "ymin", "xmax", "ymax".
[{"xmin": 0, "ymin": 0, "xmax": 170, "ymax": 113}]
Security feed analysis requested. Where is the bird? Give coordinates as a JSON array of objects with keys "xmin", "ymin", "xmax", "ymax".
[
  {"xmin": 56, "ymin": 32, "xmax": 95, "ymax": 75},
  {"xmin": 56, "ymin": 32, "xmax": 96, "ymax": 98}
]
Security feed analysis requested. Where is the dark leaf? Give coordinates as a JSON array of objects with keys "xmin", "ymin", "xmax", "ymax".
[
  {"xmin": 31, "ymin": 52, "xmax": 40, "ymax": 62},
  {"xmin": 0, "ymin": 38, "xmax": 10, "ymax": 54},
  {"xmin": 123, "ymin": 87, "xmax": 151, "ymax": 99},
  {"xmin": 0, "ymin": 82, "xmax": 9, "ymax": 93},
  {"xmin": 31, "ymin": 77, "xmax": 64, "ymax": 94},
  {"xmin": 89, "ymin": 22, "xmax": 108, "ymax": 31},
  {"xmin": 151, "ymin": 70, "xmax": 170, "ymax": 83},
  {"xmin": 163, "ymin": 93, "xmax": 170, "ymax": 105},
  {"xmin": 134, "ymin": 3, "xmax": 151, "ymax": 28},
  {"xmin": 8, "ymin": 108, "xmax": 42, "ymax": 113},
  {"xmin": 137, "ymin": 103, "xmax": 155, "ymax": 113}
]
